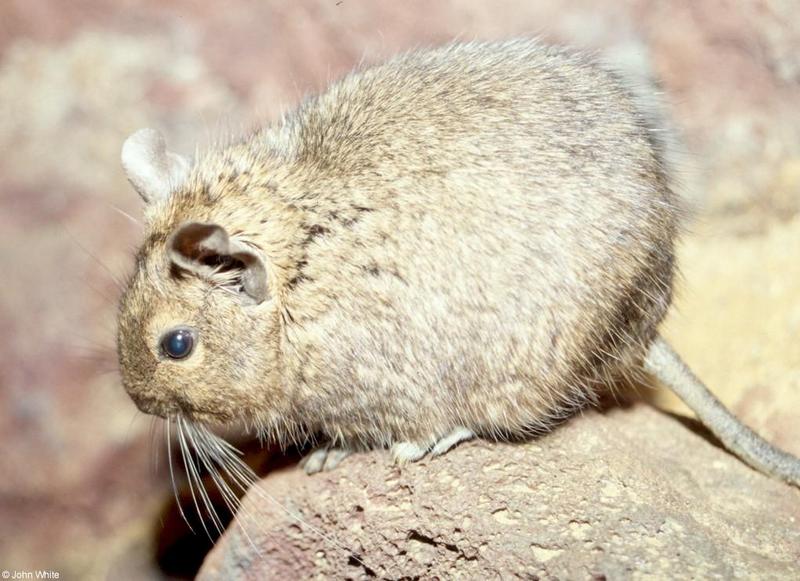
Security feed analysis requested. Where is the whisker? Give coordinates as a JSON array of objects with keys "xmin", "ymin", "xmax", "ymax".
[
  {"xmin": 179, "ymin": 418, "xmax": 227, "ymax": 537},
  {"xmin": 176, "ymin": 417, "xmax": 218, "ymax": 541},
  {"xmin": 60, "ymin": 222, "xmax": 125, "ymax": 291},
  {"xmin": 150, "ymin": 417, "xmax": 161, "ymax": 475},
  {"xmin": 124, "ymin": 410, "xmax": 142, "ymax": 445},
  {"xmin": 182, "ymin": 420, "xmax": 263, "ymax": 557},
  {"xmin": 165, "ymin": 420, "xmax": 196, "ymax": 534},
  {"xmin": 110, "ymin": 203, "xmax": 142, "ymax": 228}
]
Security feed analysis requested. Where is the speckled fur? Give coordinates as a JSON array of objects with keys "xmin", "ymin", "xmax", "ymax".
[{"xmin": 118, "ymin": 39, "xmax": 682, "ymax": 455}]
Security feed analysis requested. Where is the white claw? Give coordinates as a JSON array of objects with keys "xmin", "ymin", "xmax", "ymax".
[
  {"xmin": 391, "ymin": 441, "xmax": 430, "ymax": 464},
  {"xmin": 430, "ymin": 426, "xmax": 475, "ymax": 457},
  {"xmin": 301, "ymin": 446, "xmax": 352, "ymax": 475},
  {"xmin": 391, "ymin": 427, "xmax": 476, "ymax": 465}
]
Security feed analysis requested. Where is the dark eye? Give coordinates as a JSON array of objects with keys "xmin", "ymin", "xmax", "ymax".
[{"xmin": 161, "ymin": 328, "xmax": 195, "ymax": 360}]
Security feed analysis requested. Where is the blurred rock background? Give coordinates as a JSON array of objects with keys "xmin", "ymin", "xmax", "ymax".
[{"xmin": 0, "ymin": 1, "xmax": 797, "ymax": 579}]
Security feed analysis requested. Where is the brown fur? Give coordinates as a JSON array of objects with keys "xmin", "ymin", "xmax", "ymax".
[{"xmin": 118, "ymin": 39, "xmax": 682, "ymax": 461}]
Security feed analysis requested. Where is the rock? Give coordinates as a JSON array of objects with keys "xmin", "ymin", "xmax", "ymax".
[{"xmin": 199, "ymin": 404, "xmax": 800, "ymax": 579}]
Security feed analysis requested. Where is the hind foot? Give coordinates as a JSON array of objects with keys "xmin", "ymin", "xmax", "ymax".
[
  {"xmin": 391, "ymin": 427, "xmax": 475, "ymax": 465},
  {"xmin": 391, "ymin": 441, "xmax": 430, "ymax": 464},
  {"xmin": 300, "ymin": 446, "xmax": 352, "ymax": 474},
  {"xmin": 430, "ymin": 426, "xmax": 475, "ymax": 457}
]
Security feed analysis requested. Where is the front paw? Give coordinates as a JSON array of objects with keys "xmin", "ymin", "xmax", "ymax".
[
  {"xmin": 391, "ymin": 427, "xmax": 475, "ymax": 465},
  {"xmin": 300, "ymin": 446, "xmax": 352, "ymax": 474},
  {"xmin": 390, "ymin": 441, "xmax": 430, "ymax": 464}
]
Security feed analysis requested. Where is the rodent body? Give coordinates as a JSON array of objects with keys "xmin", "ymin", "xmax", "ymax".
[{"xmin": 118, "ymin": 39, "xmax": 799, "ymax": 483}]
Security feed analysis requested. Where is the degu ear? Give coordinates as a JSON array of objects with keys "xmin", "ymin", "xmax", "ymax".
[
  {"xmin": 167, "ymin": 222, "xmax": 270, "ymax": 304},
  {"xmin": 121, "ymin": 128, "xmax": 191, "ymax": 204}
]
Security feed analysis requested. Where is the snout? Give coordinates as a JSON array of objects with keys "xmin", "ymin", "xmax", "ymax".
[
  {"xmin": 125, "ymin": 389, "xmax": 170, "ymax": 418},
  {"xmin": 127, "ymin": 389, "xmax": 232, "ymax": 424}
]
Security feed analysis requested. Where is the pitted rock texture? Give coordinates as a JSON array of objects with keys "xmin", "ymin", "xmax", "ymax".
[{"xmin": 199, "ymin": 405, "xmax": 800, "ymax": 579}]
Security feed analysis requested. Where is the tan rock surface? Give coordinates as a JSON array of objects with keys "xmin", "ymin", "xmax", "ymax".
[{"xmin": 200, "ymin": 405, "xmax": 800, "ymax": 579}]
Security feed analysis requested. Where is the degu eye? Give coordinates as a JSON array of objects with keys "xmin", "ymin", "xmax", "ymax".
[{"xmin": 160, "ymin": 328, "xmax": 195, "ymax": 360}]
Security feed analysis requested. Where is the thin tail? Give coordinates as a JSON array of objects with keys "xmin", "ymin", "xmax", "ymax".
[{"xmin": 644, "ymin": 334, "xmax": 800, "ymax": 487}]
